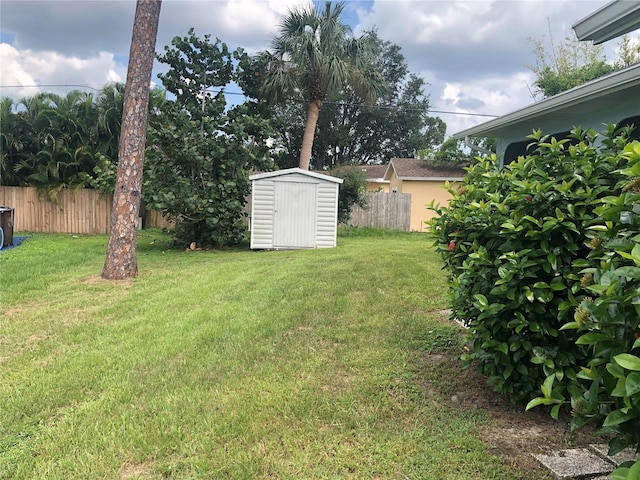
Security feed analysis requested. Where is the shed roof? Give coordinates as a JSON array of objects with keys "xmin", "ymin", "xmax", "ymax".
[
  {"xmin": 452, "ymin": 63, "xmax": 640, "ymax": 140},
  {"xmin": 572, "ymin": 0, "xmax": 640, "ymax": 44},
  {"xmin": 384, "ymin": 158, "xmax": 466, "ymax": 181},
  {"xmin": 250, "ymin": 167, "xmax": 343, "ymax": 183}
]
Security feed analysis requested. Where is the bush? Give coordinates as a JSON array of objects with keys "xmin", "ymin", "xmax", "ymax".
[
  {"xmin": 430, "ymin": 126, "xmax": 629, "ymax": 403},
  {"xmin": 330, "ymin": 166, "xmax": 369, "ymax": 224},
  {"xmin": 527, "ymin": 140, "xmax": 640, "ymax": 477},
  {"xmin": 142, "ymin": 30, "xmax": 274, "ymax": 249}
]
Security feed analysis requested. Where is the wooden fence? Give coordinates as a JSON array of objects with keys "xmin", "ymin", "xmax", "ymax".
[
  {"xmin": 349, "ymin": 191, "xmax": 411, "ymax": 231},
  {"xmin": 1, "ymin": 187, "xmax": 410, "ymax": 234},
  {"xmin": 0, "ymin": 186, "xmax": 172, "ymax": 234}
]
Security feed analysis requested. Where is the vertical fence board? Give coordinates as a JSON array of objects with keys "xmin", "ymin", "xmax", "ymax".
[
  {"xmin": 0, "ymin": 187, "xmax": 170, "ymax": 234},
  {"xmin": 348, "ymin": 191, "xmax": 411, "ymax": 231}
]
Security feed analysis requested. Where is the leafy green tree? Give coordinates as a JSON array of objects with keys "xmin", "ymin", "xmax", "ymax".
[
  {"xmin": 268, "ymin": 32, "xmax": 445, "ymax": 169},
  {"xmin": 143, "ymin": 29, "xmax": 274, "ymax": 248},
  {"xmin": 0, "ymin": 96, "xmax": 28, "ymax": 186},
  {"xmin": 0, "ymin": 81, "xmax": 167, "ymax": 201},
  {"xmin": 616, "ymin": 35, "xmax": 640, "ymax": 68},
  {"xmin": 418, "ymin": 136, "xmax": 495, "ymax": 166},
  {"xmin": 430, "ymin": 126, "xmax": 632, "ymax": 404},
  {"xmin": 6, "ymin": 91, "xmax": 100, "ymax": 199},
  {"xmin": 329, "ymin": 165, "xmax": 368, "ymax": 224},
  {"xmin": 257, "ymin": 1, "xmax": 386, "ymax": 170},
  {"xmin": 524, "ymin": 136, "xmax": 640, "ymax": 477},
  {"xmin": 529, "ymin": 33, "xmax": 615, "ymax": 98}
]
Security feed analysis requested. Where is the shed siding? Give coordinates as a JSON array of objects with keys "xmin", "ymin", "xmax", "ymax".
[
  {"xmin": 249, "ymin": 168, "xmax": 342, "ymax": 249},
  {"xmin": 250, "ymin": 180, "xmax": 275, "ymax": 249},
  {"xmin": 316, "ymin": 183, "xmax": 339, "ymax": 247}
]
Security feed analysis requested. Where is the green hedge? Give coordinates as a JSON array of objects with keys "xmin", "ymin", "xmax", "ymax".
[
  {"xmin": 430, "ymin": 126, "xmax": 630, "ymax": 404},
  {"xmin": 431, "ymin": 127, "xmax": 640, "ymax": 476},
  {"xmin": 526, "ymin": 140, "xmax": 640, "ymax": 478}
]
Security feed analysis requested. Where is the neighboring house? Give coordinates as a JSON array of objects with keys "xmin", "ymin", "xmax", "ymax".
[
  {"xmin": 383, "ymin": 158, "xmax": 466, "ymax": 232},
  {"xmin": 360, "ymin": 165, "xmax": 390, "ymax": 192},
  {"xmin": 453, "ymin": 0, "xmax": 640, "ymax": 165}
]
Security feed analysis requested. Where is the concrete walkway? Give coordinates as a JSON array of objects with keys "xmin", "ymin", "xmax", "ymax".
[{"xmin": 534, "ymin": 444, "xmax": 637, "ymax": 479}]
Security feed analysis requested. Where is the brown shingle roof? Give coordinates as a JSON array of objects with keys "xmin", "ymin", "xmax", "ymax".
[
  {"xmin": 359, "ymin": 164, "xmax": 388, "ymax": 179},
  {"xmin": 386, "ymin": 158, "xmax": 466, "ymax": 180}
]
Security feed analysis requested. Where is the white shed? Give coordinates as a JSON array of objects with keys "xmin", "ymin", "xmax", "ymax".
[{"xmin": 249, "ymin": 168, "xmax": 343, "ymax": 250}]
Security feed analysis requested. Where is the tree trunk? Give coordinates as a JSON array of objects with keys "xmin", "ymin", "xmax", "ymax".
[
  {"xmin": 299, "ymin": 100, "xmax": 322, "ymax": 170},
  {"xmin": 102, "ymin": 0, "xmax": 161, "ymax": 280}
]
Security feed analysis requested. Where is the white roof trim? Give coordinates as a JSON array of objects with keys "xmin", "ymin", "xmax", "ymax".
[
  {"xmin": 453, "ymin": 63, "xmax": 640, "ymax": 139},
  {"xmin": 573, "ymin": 0, "xmax": 640, "ymax": 45},
  {"xmin": 249, "ymin": 167, "xmax": 343, "ymax": 183}
]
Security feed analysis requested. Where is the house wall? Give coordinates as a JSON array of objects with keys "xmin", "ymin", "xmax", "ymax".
[
  {"xmin": 365, "ymin": 181, "xmax": 389, "ymax": 192},
  {"xmin": 402, "ymin": 180, "xmax": 456, "ymax": 232},
  {"xmin": 386, "ymin": 170, "xmax": 458, "ymax": 232},
  {"xmin": 388, "ymin": 172, "xmax": 403, "ymax": 194}
]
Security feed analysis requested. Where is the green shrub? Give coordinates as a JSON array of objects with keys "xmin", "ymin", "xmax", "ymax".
[
  {"xmin": 330, "ymin": 166, "xmax": 369, "ymax": 225},
  {"xmin": 527, "ymin": 140, "xmax": 640, "ymax": 477},
  {"xmin": 430, "ymin": 126, "xmax": 628, "ymax": 403}
]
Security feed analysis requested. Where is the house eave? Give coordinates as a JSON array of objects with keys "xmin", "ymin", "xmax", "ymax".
[
  {"xmin": 572, "ymin": 0, "xmax": 640, "ymax": 45},
  {"xmin": 452, "ymin": 63, "xmax": 640, "ymax": 140}
]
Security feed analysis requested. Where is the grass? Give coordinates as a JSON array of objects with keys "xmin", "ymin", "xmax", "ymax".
[{"xmin": 1, "ymin": 228, "xmax": 527, "ymax": 479}]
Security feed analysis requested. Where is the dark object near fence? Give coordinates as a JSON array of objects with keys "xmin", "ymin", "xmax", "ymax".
[{"xmin": 0, "ymin": 206, "xmax": 15, "ymax": 248}]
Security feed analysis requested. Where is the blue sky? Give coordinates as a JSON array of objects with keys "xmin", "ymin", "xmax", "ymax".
[{"xmin": 0, "ymin": 0, "xmax": 629, "ymax": 137}]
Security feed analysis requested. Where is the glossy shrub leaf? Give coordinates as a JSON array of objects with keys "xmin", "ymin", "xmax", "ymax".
[
  {"xmin": 625, "ymin": 372, "xmax": 640, "ymax": 397},
  {"xmin": 603, "ymin": 409, "xmax": 637, "ymax": 427},
  {"xmin": 615, "ymin": 354, "xmax": 640, "ymax": 372},
  {"xmin": 576, "ymin": 332, "xmax": 611, "ymax": 345}
]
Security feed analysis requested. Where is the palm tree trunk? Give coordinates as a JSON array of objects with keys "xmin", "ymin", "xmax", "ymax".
[
  {"xmin": 299, "ymin": 100, "xmax": 322, "ymax": 170},
  {"xmin": 102, "ymin": 0, "xmax": 161, "ymax": 280}
]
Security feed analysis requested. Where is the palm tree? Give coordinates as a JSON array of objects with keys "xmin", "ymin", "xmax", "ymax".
[
  {"xmin": 258, "ymin": 1, "xmax": 385, "ymax": 170},
  {"xmin": 0, "ymin": 97, "xmax": 23, "ymax": 186}
]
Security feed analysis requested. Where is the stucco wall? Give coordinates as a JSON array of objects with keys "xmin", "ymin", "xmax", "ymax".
[
  {"xmin": 385, "ymin": 170, "xmax": 460, "ymax": 231},
  {"xmin": 401, "ymin": 180, "xmax": 456, "ymax": 232},
  {"xmin": 389, "ymin": 174, "xmax": 402, "ymax": 195},
  {"xmin": 365, "ymin": 182, "xmax": 390, "ymax": 192}
]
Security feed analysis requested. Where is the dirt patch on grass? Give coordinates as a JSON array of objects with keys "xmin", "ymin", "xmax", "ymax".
[
  {"xmin": 119, "ymin": 460, "xmax": 154, "ymax": 479},
  {"xmin": 417, "ymin": 346, "xmax": 602, "ymax": 479}
]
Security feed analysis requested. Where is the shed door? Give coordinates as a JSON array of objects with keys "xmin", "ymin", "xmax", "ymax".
[{"xmin": 274, "ymin": 181, "xmax": 317, "ymax": 248}]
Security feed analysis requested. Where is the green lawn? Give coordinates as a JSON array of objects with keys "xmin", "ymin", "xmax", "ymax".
[{"xmin": 1, "ymin": 229, "xmax": 527, "ymax": 479}]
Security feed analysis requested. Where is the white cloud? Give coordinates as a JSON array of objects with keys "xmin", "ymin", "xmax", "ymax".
[
  {"xmin": 0, "ymin": 0, "xmax": 620, "ymax": 139},
  {"xmin": 435, "ymin": 71, "xmax": 538, "ymax": 135},
  {"xmin": 0, "ymin": 43, "xmax": 126, "ymax": 99}
]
